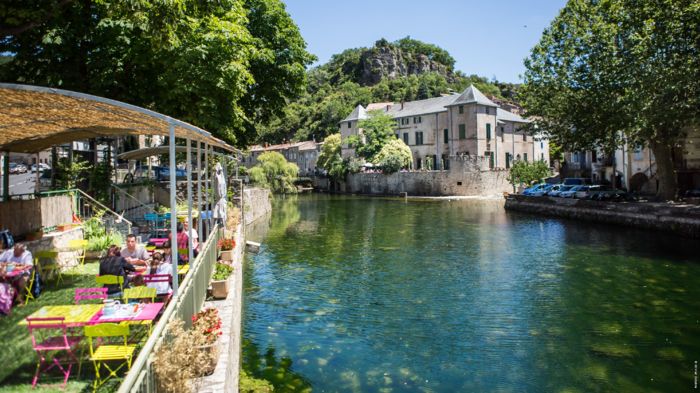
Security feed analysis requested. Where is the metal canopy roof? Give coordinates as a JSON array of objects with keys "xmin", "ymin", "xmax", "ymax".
[{"xmin": 0, "ymin": 83, "xmax": 236, "ymax": 153}]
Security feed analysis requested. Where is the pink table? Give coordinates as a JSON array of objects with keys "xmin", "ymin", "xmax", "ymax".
[
  {"xmin": 148, "ymin": 238, "xmax": 169, "ymax": 247},
  {"xmin": 0, "ymin": 264, "xmax": 31, "ymax": 280},
  {"xmin": 88, "ymin": 302, "xmax": 164, "ymax": 324}
]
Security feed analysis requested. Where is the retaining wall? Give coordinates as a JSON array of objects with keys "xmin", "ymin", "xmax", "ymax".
[
  {"xmin": 345, "ymin": 169, "xmax": 511, "ymax": 196},
  {"xmin": 504, "ymin": 194, "xmax": 700, "ymax": 238},
  {"xmin": 0, "ymin": 195, "xmax": 73, "ymax": 236},
  {"xmin": 243, "ymin": 187, "xmax": 271, "ymax": 224}
]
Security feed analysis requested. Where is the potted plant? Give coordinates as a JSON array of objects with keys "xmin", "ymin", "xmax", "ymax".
[
  {"xmin": 210, "ymin": 262, "xmax": 234, "ymax": 299},
  {"xmin": 217, "ymin": 238, "xmax": 236, "ymax": 261},
  {"xmin": 191, "ymin": 308, "xmax": 222, "ymax": 376},
  {"xmin": 25, "ymin": 227, "xmax": 44, "ymax": 241}
]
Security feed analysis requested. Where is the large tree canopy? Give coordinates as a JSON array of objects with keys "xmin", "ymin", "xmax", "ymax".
[
  {"xmin": 0, "ymin": 0, "xmax": 315, "ymax": 147},
  {"xmin": 520, "ymin": 0, "xmax": 700, "ymax": 199}
]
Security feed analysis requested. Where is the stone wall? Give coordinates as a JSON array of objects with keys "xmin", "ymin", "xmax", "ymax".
[
  {"xmin": 24, "ymin": 226, "xmax": 84, "ymax": 268},
  {"xmin": 243, "ymin": 187, "xmax": 271, "ymax": 224},
  {"xmin": 504, "ymin": 195, "xmax": 700, "ymax": 238},
  {"xmin": 0, "ymin": 195, "xmax": 74, "ymax": 236},
  {"xmin": 344, "ymin": 158, "xmax": 511, "ymax": 196}
]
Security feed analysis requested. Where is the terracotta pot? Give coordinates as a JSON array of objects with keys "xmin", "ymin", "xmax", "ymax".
[
  {"xmin": 210, "ymin": 279, "xmax": 229, "ymax": 299},
  {"xmin": 219, "ymin": 249, "xmax": 234, "ymax": 261},
  {"xmin": 26, "ymin": 230, "xmax": 43, "ymax": 241}
]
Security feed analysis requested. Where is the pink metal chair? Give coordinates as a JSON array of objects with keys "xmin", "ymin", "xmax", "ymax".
[
  {"xmin": 26, "ymin": 317, "xmax": 82, "ymax": 388},
  {"xmin": 143, "ymin": 274, "xmax": 172, "ymax": 302},
  {"xmin": 74, "ymin": 287, "xmax": 108, "ymax": 304}
]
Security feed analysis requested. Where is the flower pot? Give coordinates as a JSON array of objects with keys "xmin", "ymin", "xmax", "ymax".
[
  {"xmin": 25, "ymin": 230, "xmax": 43, "ymax": 241},
  {"xmin": 193, "ymin": 343, "xmax": 218, "ymax": 377},
  {"xmin": 210, "ymin": 279, "xmax": 229, "ymax": 299},
  {"xmin": 57, "ymin": 224, "xmax": 71, "ymax": 232},
  {"xmin": 85, "ymin": 250, "xmax": 102, "ymax": 260},
  {"xmin": 219, "ymin": 249, "xmax": 234, "ymax": 262}
]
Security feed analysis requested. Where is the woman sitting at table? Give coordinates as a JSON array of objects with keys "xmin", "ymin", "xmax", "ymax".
[
  {"xmin": 162, "ymin": 240, "xmax": 185, "ymax": 265},
  {"xmin": 99, "ymin": 245, "xmax": 135, "ymax": 296},
  {"xmin": 0, "ymin": 243, "xmax": 33, "ymax": 305},
  {"xmin": 146, "ymin": 252, "xmax": 172, "ymax": 295}
]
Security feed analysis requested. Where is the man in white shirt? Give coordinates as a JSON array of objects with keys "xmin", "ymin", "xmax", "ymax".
[
  {"xmin": 183, "ymin": 221, "xmax": 199, "ymax": 252},
  {"xmin": 0, "ymin": 244, "xmax": 33, "ymax": 304},
  {"xmin": 120, "ymin": 234, "xmax": 149, "ymax": 266}
]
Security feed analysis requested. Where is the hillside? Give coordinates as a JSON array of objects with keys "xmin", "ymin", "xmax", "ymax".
[{"xmin": 258, "ymin": 37, "xmax": 519, "ymax": 143}]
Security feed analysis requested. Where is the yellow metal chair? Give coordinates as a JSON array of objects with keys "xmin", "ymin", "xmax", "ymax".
[
  {"xmin": 123, "ymin": 287, "xmax": 156, "ymax": 304},
  {"xmin": 95, "ymin": 275, "xmax": 124, "ymax": 297},
  {"xmin": 23, "ymin": 268, "xmax": 36, "ymax": 305},
  {"xmin": 123, "ymin": 287, "xmax": 157, "ymax": 335},
  {"xmin": 68, "ymin": 239, "xmax": 89, "ymax": 265},
  {"xmin": 84, "ymin": 323, "xmax": 136, "ymax": 392},
  {"xmin": 35, "ymin": 251, "xmax": 63, "ymax": 286}
]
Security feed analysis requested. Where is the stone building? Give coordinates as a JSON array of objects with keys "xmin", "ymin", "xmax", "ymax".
[
  {"xmin": 339, "ymin": 85, "xmax": 547, "ymax": 171},
  {"xmin": 246, "ymin": 140, "xmax": 322, "ymax": 176}
]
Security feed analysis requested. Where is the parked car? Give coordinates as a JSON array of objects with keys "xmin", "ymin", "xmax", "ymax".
[
  {"xmin": 561, "ymin": 185, "xmax": 587, "ymax": 198},
  {"xmin": 31, "ymin": 163, "xmax": 50, "ymax": 172},
  {"xmin": 154, "ymin": 166, "xmax": 187, "ymax": 182},
  {"xmin": 549, "ymin": 185, "xmax": 575, "ymax": 197},
  {"xmin": 522, "ymin": 183, "xmax": 547, "ymax": 195},
  {"xmin": 574, "ymin": 185, "xmax": 591, "ymax": 199},
  {"xmin": 584, "ymin": 185, "xmax": 614, "ymax": 200},
  {"xmin": 544, "ymin": 184, "xmax": 565, "ymax": 196},
  {"xmin": 530, "ymin": 184, "xmax": 554, "ymax": 197},
  {"xmin": 683, "ymin": 189, "xmax": 700, "ymax": 198},
  {"xmin": 9, "ymin": 162, "xmax": 27, "ymax": 174}
]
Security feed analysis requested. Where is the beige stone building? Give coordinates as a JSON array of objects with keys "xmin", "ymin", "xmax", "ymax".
[
  {"xmin": 339, "ymin": 85, "xmax": 547, "ymax": 170},
  {"xmin": 246, "ymin": 140, "xmax": 322, "ymax": 176}
]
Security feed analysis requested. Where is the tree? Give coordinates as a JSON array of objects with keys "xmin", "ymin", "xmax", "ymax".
[
  {"xmin": 347, "ymin": 110, "xmax": 396, "ymax": 162},
  {"xmin": 507, "ymin": 160, "xmax": 551, "ymax": 192},
  {"xmin": 249, "ymin": 152, "xmax": 299, "ymax": 194},
  {"xmin": 374, "ymin": 139, "xmax": 412, "ymax": 173},
  {"xmin": 317, "ymin": 134, "xmax": 345, "ymax": 180},
  {"xmin": 0, "ymin": 0, "xmax": 313, "ymax": 147},
  {"xmin": 55, "ymin": 156, "xmax": 90, "ymax": 189},
  {"xmin": 520, "ymin": 0, "xmax": 700, "ymax": 200}
]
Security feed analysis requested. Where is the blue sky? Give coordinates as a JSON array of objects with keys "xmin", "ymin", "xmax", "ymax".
[{"xmin": 284, "ymin": 0, "xmax": 566, "ymax": 83}]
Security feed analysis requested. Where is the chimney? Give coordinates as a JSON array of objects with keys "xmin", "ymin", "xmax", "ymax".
[
  {"xmin": 386, "ymin": 104, "xmax": 390, "ymax": 112},
  {"xmin": 401, "ymin": 101, "xmax": 404, "ymax": 110}
]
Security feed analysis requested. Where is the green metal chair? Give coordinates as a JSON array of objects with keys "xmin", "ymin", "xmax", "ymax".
[
  {"xmin": 84, "ymin": 323, "xmax": 136, "ymax": 392},
  {"xmin": 95, "ymin": 275, "xmax": 124, "ymax": 297},
  {"xmin": 68, "ymin": 239, "xmax": 89, "ymax": 265}
]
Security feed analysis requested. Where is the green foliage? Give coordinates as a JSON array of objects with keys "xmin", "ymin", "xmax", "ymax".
[
  {"xmin": 347, "ymin": 110, "xmax": 396, "ymax": 162},
  {"xmin": 317, "ymin": 134, "xmax": 345, "ymax": 180},
  {"xmin": 239, "ymin": 370, "xmax": 274, "ymax": 393},
  {"xmin": 374, "ymin": 138, "xmax": 412, "ymax": 173},
  {"xmin": 507, "ymin": 160, "xmax": 551, "ymax": 189},
  {"xmin": 0, "ymin": 0, "xmax": 313, "ymax": 147},
  {"xmin": 87, "ymin": 230, "xmax": 124, "ymax": 252},
  {"xmin": 212, "ymin": 262, "xmax": 234, "ymax": 281},
  {"xmin": 82, "ymin": 213, "xmax": 107, "ymax": 240},
  {"xmin": 89, "ymin": 161, "xmax": 113, "ymax": 204},
  {"xmin": 259, "ymin": 38, "xmax": 511, "ymax": 144},
  {"xmin": 55, "ymin": 157, "xmax": 90, "ymax": 189},
  {"xmin": 249, "ymin": 152, "xmax": 299, "ymax": 194},
  {"xmin": 520, "ymin": 0, "xmax": 700, "ymax": 199},
  {"xmin": 343, "ymin": 156, "xmax": 364, "ymax": 175}
]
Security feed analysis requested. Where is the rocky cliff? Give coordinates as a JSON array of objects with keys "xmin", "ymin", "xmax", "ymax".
[{"xmin": 358, "ymin": 44, "xmax": 455, "ymax": 85}]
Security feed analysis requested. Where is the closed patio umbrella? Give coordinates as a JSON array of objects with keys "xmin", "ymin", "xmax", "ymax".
[{"xmin": 213, "ymin": 162, "xmax": 227, "ymax": 224}]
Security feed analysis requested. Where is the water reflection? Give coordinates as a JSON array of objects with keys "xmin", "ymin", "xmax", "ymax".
[{"xmin": 244, "ymin": 195, "xmax": 700, "ymax": 392}]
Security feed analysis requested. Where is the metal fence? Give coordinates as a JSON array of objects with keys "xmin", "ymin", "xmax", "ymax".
[{"xmin": 117, "ymin": 224, "xmax": 221, "ymax": 393}]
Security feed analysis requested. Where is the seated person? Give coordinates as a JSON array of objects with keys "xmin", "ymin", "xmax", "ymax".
[
  {"xmin": 175, "ymin": 222, "xmax": 190, "ymax": 261},
  {"xmin": 162, "ymin": 240, "xmax": 185, "ymax": 265},
  {"xmin": 146, "ymin": 252, "xmax": 172, "ymax": 295},
  {"xmin": 99, "ymin": 245, "xmax": 135, "ymax": 296},
  {"xmin": 0, "ymin": 243, "xmax": 33, "ymax": 304},
  {"xmin": 183, "ymin": 221, "xmax": 199, "ymax": 253},
  {"xmin": 121, "ymin": 234, "xmax": 149, "ymax": 267}
]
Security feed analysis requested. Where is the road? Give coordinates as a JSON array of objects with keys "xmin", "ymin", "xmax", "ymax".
[{"xmin": 0, "ymin": 172, "xmax": 39, "ymax": 196}]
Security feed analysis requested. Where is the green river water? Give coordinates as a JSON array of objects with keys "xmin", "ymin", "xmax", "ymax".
[{"xmin": 242, "ymin": 194, "xmax": 699, "ymax": 392}]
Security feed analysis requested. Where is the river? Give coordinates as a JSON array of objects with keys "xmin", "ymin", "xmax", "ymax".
[{"xmin": 242, "ymin": 194, "xmax": 699, "ymax": 392}]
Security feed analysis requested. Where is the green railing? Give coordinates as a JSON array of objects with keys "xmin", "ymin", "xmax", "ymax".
[{"xmin": 117, "ymin": 223, "xmax": 221, "ymax": 393}]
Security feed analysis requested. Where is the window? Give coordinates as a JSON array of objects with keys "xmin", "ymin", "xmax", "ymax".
[
  {"xmin": 403, "ymin": 133, "xmax": 409, "ymax": 145},
  {"xmin": 485, "ymin": 107, "xmax": 490, "ymax": 115},
  {"xmin": 416, "ymin": 157, "xmax": 422, "ymax": 170},
  {"xmin": 459, "ymin": 124, "xmax": 466, "ymax": 139},
  {"xmin": 634, "ymin": 147, "xmax": 643, "ymax": 161},
  {"xmin": 459, "ymin": 105, "xmax": 464, "ymax": 114},
  {"xmin": 540, "ymin": 142, "xmax": 544, "ymax": 149},
  {"xmin": 413, "ymin": 116, "xmax": 421, "ymax": 124},
  {"xmin": 486, "ymin": 151, "xmax": 494, "ymax": 169},
  {"xmin": 443, "ymin": 129, "xmax": 449, "ymax": 144},
  {"xmin": 416, "ymin": 132, "xmax": 424, "ymax": 145},
  {"xmin": 505, "ymin": 153, "xmax": 511, "ymax": 169},
  {"xmin": 419, "ymin": 116, "xmax": 422, "ymax": 123},
  {"xmin": 396, "ymin": 133, "xmax": 400, "ymax": 139},
  {"xmin": 501, "ymin": 127, "xmax": 505, "ymax": 142},
  {"xmin": 348, "ymin": 122, "xmax": 351, "ymax": 128},
  {"xmin": 486, "ymin": 124, "xmax": 491, "ymax": 140},
  {"xmin": 524, "ymin": 153, "xmax": 528, "ymax": 162},
  {"xmin": 522, "ymin": 133, "xmax": 527, "ymax": 141},
  {"xmin": 541, "ymin": 153, "xmax": 544, "ymax": 161}
]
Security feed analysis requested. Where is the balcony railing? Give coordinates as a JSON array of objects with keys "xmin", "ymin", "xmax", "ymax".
[{"xmin": 117, "ymin": 224, "xmax": 221, "ymax": 393}]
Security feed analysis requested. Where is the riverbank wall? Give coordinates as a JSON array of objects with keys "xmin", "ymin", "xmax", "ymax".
[
  {"xmin": 504, "ymin": 194, "xmax": 700, "ymax": 238},
  {"xmin": 196, "ymin": 189, "xmax": 270, "ymax": 392}
]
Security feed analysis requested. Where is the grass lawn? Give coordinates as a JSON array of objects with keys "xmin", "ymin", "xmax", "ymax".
[{"xmin": 0, "ymin": 261, "xmax": 124, "ymax": 393}]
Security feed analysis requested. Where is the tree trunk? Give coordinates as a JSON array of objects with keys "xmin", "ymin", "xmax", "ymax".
[{"xmin": 650, "ymin": 140, "xmax": 677, "ymax": 201}]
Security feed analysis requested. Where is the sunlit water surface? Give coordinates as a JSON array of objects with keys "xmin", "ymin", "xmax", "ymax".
[{"xmin": 242, "ymin": 194, "xmax": 699, "ymax": 392}]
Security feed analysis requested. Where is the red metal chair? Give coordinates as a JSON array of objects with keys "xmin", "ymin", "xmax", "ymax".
[
  {"xmin": 74, "ymin": 287, "xmax": 108, "ymax": 304},
  {"xmin": 26, "ymin": 317, "xmax": 82, "ymax": 388}
]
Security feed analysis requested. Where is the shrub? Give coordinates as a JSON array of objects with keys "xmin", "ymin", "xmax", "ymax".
[
  {"xmin": 249, "ymin": 151, "xmax": 299, "ymax": 194},
  {"xmin": 374, "ymin": 138, "xmax": 412, "ymax": 173}
]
